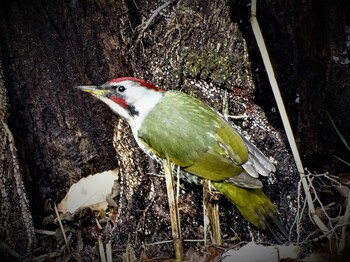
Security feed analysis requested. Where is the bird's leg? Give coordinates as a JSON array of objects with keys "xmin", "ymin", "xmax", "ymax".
[
  {"xmin": 203, "ymin": 180, "xmax": 222, "ymax": 245},
  {"xmin": 163, "ymin": 159, "xmax": 183, "ymax": 261}
]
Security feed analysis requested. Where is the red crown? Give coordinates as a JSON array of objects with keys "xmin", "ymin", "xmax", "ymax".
[{"xmin": 108, "ymin": 77, "xmax": 161, "ymax": 91}]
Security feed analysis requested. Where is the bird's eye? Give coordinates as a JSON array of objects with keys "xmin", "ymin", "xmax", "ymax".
[{"xmin": 117, "ymin": 85, "xmax": 126, "ymax": 93}]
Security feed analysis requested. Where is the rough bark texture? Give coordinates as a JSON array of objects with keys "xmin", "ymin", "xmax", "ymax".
[
  {"xmin": 0, "ymin": 0, "xmax": 348, "ymax": 260},
  {"xmin": 0, "ymin": 61, "xmax": 35, "ymax": 261},
  {"xmin": 0, "ymin": 0, "xmax": 121, "ymax": 217},
  {"xmin": 234, "ymin": 0, "xmax": 350, "ymax": 172}
]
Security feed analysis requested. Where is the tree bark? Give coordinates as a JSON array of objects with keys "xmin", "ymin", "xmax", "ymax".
[
  {"xmin": 235, "ymin": 0, "xmax": 350, "ymax": 172},
  {"xmin": 0, "ymin": 0, "xmax": 348, "ymax": 260},
  {"xmin": 0, "ymin": 61, "xmax": 34, "ymax": 261}
]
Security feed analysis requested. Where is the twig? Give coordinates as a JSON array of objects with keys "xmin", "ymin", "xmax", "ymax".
[
  {"xmin": 34, "ymin": 229, "xmax": 56, "ymax": 236},
  {"xmin": 31, "ymin": 252, "xmax": 60, "ymax": 262},
  {"xmin": 203, "ymin": 183, "xmax": 210, "ymax": 246},
  {"xmin": 228, "ymin": 114, "xmax": 249, "ymax": 119},
  {"xmin": 307, "ymin": 176, "xmax": 333, "ymax": 226},
  {"xmin": 289, "ymin": 177, "xmax": 309, "ymax": 243},
  {"xmin": 176, "ymin": 165, "xmax": 182, "ymax": 240},
  {"xmin": 308, "ymin": 170, "xmax": 350, "ymax": 187},
  {"xmin": 291, "ymin": 169, "xmax": 349, "ymax": 250},
  {"xmin": 54, "ymin": 204, "xmax": 70, "ymax": 250},
  {"xmin": 301, "ymin": 223, "xmax": 350, "ymax": 244},
  {"xmin": 339, "ymin": 191, "xmax": 350, "ymax": 254},
  {"xmin": 136, "ymin": 0, "xmax": 177, "ymax": 42},
  {"xmin": 143, "ymin": 240, "xmax": 173, "ymax": 246},
  {"xmin": 143, "ymin": 239, "xmax": 205, "ymax": 247}
]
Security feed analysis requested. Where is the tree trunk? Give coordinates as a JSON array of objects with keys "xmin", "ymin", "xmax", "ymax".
[
  {"xmin": 0, "ymin": 61, "xmax": 34, "ymax": 261},
  {"xmin": 235, "ymin": 0, "xmax": 350, "ymax": 172},
  {"xmin": 0, "ymin": 0, "xmax": 348, "ymax": 260}
]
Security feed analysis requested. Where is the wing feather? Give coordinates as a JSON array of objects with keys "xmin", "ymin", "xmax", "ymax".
[{"xmin": 137, "ymin": 91, "xmax": 274, "ymax": 188}]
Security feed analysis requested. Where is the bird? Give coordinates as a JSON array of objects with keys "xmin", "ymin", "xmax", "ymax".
[{"xmin": 76, "ymin": 77, "xmax": 288, "ymax": 242}]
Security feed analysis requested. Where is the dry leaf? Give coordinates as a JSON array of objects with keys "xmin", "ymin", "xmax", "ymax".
[
  {"xmin": 57, "ymin": 169, "xmax": 119, "ymax": 213},
  {"xmin": 220, "ymin": 242, "xmax": 302, "ymax": 262}
]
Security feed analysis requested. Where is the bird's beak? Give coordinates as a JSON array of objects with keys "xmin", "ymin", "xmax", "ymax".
[{"xmin": 75, "ymin": 85, "xmax": 109, "ymax": 97}]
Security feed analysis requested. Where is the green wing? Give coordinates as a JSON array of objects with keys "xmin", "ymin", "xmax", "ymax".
[{"xmin": 138, "ymin": 91, "xmax": 255, "ymax": 182}]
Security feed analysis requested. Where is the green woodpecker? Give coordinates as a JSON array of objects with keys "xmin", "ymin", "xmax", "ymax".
[{"xmin": 76, "ymin": 77, "xmax": 287, "ymax": 242}]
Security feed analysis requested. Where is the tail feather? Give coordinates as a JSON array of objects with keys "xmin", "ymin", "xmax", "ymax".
[
  {"xmin": 269, "ymin": 214, "xmax": 289, "ymax": 240},
  {"xmin": 263, "ymin": 210, "xmax": 289, "ymax": 244},
  {"xmin": 212, "ymin": 181, "xmax": 288, "ymax": 243},
  {"xmin": 265, "ymin": 223, "xmax": 284, "ymax": 244}
]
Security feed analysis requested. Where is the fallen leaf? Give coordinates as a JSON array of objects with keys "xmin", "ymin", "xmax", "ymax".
[
  {"xmin": 220, "ymin": 242, "xmax": 302, "ymax": 262},
  {"xmin": 57, "ymin": 169, "xmax": 119, "ymax": 213}
]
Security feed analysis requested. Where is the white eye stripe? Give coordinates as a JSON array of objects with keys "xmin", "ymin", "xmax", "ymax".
[{"xmin": 108, "ymin": 81, "xmax": 119, "ymax": 86}]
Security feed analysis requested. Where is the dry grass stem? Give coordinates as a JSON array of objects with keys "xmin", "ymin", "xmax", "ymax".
[
  {"xmin": 203, "ymin": 180, "xmax": 222, "ymax": 245},
  {"xmin": 106, "ymin": 240, "xmax": 113, "ymax": 262},
  {"xmin": 54, "ymin": 204, "xmax": 70, "ymax": 251},
  {"xmin": 98, "ymin": 236, "xmax": 107, "ymax": 262},
  {"xmin": 163, "ymin": 159, "xmax": 184, "ymax": 261},
  {"xmin": 250, "ymin": 0, "xmax": 330, "ymax": 237}
]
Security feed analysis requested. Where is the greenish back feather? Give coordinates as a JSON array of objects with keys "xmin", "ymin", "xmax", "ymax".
[{"xmin": 138, "ymin": 91, "xmax": 250, "ymax": 181}]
